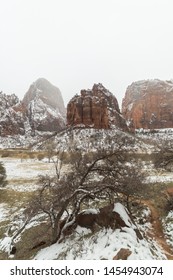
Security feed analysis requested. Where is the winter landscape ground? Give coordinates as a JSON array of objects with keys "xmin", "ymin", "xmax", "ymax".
[{"xmin": 0, "ymin": 128, "xmax": 173, "ymax": 260}]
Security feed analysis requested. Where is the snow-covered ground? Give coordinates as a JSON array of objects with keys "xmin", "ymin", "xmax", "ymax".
[
  {"xmin": 145, "ymin": 174, "xmax": 173, "ymax": 183},
  {"xmin": 1, "ymin": 157, "xmax": 55, "ymax": 181},
  {"xmin": 34, "ymin": 203, "xmax": 166, "ymax": 260},
  {"xmin": 163, "ymin": 211, "xmax": 173, "ymax": 249},
  {"xmin": 0, "ymin": 157, "xmax": 59, "ymax": 192}
]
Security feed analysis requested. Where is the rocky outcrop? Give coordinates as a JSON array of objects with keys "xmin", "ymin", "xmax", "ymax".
[
  {"xmin": 67, "ymin": 83, "xmax": 127, "ymax": 130},
  {"xmin": 0, "ymin": 92, "xmax": 25, "ymax": 136},
  {"xmin": 122, "ymin": 79, "xmax": 173, "ymax": 130},
  {"xmin": 59, "ymin": 204, "xmax": 135, "ymax": 240},
  {"xmin": 22, "ymin": 78, "xmax": 66, "ymax": 133},
  {"xmin": 76, "ymin": 204, "xmax": 135, "ymax": 230},
  {"xmin": 113, "ymin": 248, "xmax": 132, "ymax": 260}
]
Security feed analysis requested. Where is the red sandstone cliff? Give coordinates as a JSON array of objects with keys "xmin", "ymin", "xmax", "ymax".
[
  {"xmin": 122, "ymin": 79, "xmax": 173, "ymax": 130},
  {"xmin": 67, "ymin": 83, "xmax": 127, "ymax": 130}
]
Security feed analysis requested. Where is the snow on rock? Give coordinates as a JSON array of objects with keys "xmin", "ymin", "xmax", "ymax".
[
  {"xmin": 113, "ymin": 202, "xmax": 133, "ymax": 228},
  {"xmin": 34, "ymin": 203, "xmax": 166, "ymax": 260},
  {"xmin": 34, "ymin": 226, "xmax": 166, "ymax": 260},
  {"xmin": 80, "ymin": 208, "xmax": 100, "ymax": 215},
  {"xmin": 0, "ymin": 237, "xmax": 12, "ymax": 253},
  {"xmin": 22, "ymin": 78, "xmax": 66, "ymax": 133},
  {"xmin": 0, "ymin": 91, "xmax": 25, "ymax": 136},
  {"xmin": 0, "ymin": 78, "xmax": 66, "ymax": 142}
]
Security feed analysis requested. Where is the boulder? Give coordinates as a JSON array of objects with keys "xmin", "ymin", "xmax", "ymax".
[
  {"xmin": 113, "ymin": 248, "xmax": 132, "ymax": 260},
  {"xmin": 76, "ymin": 204, "xmax": 133, "ymax": 230}
]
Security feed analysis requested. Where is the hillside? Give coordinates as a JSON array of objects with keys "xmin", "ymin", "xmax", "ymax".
[{"xmin": 0, "ymin": 128, "xmax": 173, "ymax": 260}]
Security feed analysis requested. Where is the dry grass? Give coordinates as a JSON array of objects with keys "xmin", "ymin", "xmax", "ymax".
[
  {"xmin": 13, "ymin": 223, "xmax": 51, "ymax": 260},
  {"xmin": 0, "ymin": 187, "xmax": 38, "ymax": 260},
  {"xmin": 0, "ymin": 188, "xmax": 36, "ymax": 208},
  {"xmin": 0, "ymin": 148, "xmax": 49, "ymax": 160},
  {"xmin": 8, "ymin": 178, "xmax": 37, "ymax": 185}
]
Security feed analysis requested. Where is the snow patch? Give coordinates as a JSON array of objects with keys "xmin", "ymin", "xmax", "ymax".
[
  {"xmin": 113, "ymin": 203, "xmax": 133, "ymax": 227},
  {"xmin": 81, "ymin": 208, "xmax": 100, "ymax": 215}
]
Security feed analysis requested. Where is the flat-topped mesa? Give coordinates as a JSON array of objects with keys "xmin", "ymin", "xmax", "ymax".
[
  {"xmin": 67, "ymin": 83, "xmax": 127, "ymax": 130},
  {"xmin": 122, "ymin": 79, "xmax": 173, "ymax": 130}
]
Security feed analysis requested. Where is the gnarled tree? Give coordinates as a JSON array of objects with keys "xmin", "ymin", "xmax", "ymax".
[{"xmin": 32, "ymin": 135, "xmax": 144, "ymax": 244}]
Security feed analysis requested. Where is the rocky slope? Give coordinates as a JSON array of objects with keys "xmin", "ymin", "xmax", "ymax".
[
  {"xmin": 67, "ymin": 83, "xmax": 127, "ymax": 130},
  {"xmin": 0, "ymin": 92, "xmax": 25, "ymax": 136},
  {"xmin": 122, "ymin": 79, "xmax": 173, "ymax": 130},
  {"xmin": 0, "ymin": 78, "xmax": 66, "ymax": 137}
]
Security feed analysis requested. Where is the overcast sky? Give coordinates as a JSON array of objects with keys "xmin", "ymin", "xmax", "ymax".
[{"xmin": 1, "ymin": 0, "xmax": 173, "ymax": 107}]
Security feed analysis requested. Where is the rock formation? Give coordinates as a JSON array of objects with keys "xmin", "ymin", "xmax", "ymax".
[
  {"xmin": 67, "ymin": 83, "xmax": 127, "ymax": 130},
  {"xmin": 22, "ymin": 78, "xmax": 66, "ymax": 133},
  {"xmin": 122, "ymin": 79, "xmax": 173, "ymax": 130},
  {"xmin": 113, "ymin": 248, "xmax": 132, "ymax": 260},
  {"xmin": 0, "ymin": 78, "xmax": 66, "ymax": 137},
  {"xmin": 0, "ymin": 92, "xmax": 25, "ymax": 136}
]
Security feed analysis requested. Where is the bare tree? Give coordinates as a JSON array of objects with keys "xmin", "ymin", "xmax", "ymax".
[
  {"xmin": 4, "ymin": 205, "xmax": 38, "ymax": 255},
  {"xmin": 27, "ymin": 135, "xmax": 144, "ymax": 244}
]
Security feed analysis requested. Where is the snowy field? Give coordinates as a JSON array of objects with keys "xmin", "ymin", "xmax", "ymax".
[
  {"xmin": 0, "ymin": 157, "xmax": 58, "ymax": 192},
  {"xmin": 1, "ymin": 157, "xmax": 56, "ymax": 181}
]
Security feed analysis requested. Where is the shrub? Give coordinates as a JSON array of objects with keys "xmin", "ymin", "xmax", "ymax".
[
  {"xmin": 0, "ymin": 162, "xmax": 7, "ymax": 187},
  {"xmin": 1, "ymin": 151, "xmax": 11, "ymax": 158},
  {"xmin": 37, "ymin": 154, "xmax": 45, "ymax": 161}
]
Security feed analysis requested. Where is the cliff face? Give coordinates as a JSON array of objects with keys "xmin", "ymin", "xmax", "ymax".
[
  {"xmin": 122, "ymin": 79, "xmax": 173, "ymax": 130},
  {"xmin": 0, "ymin": 92, "xmax": 25, "ymax": 136},
  {"xmin": 22, "ymin": 78, "xmax": 66, "ymax": 133},
  {"xmin": 0, "ymin": 78, "xmax": 66, "ymax": 137},
  {"xmin": 67, "ymin": 83, "xmax": 127, "ymax": 130}
]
